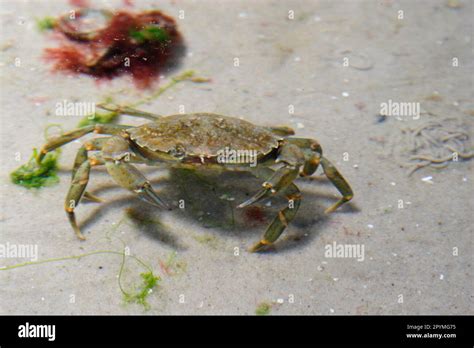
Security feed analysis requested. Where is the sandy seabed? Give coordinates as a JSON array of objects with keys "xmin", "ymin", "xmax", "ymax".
[{"xmin": 0, "ymin": 0, "xmax": 472, "ymax": 315}]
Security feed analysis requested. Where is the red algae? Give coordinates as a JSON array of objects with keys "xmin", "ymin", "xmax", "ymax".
[
  {"xmin": 69, "ymin": 0, "xmax": 90, "ymax": 7},
  {"xmin": 244, "ymin": 206, "xmax": 267, "ymax": 225},
  {"xmin": 43, "ymin": 8, "xmax": 183, "ymax": 88}
]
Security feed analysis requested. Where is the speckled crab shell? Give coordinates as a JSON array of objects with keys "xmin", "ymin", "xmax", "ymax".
[{"xmin": 125, "ymin": 113, "xmax": 284, "ymax": 162}]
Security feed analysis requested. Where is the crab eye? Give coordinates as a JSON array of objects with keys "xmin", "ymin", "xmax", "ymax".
[{"xmin": 170, "ymin": 145, "xmax": 185, "ymax": 158}]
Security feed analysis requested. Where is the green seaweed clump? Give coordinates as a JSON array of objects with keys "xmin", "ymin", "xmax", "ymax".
[
  {"xmin": 10, "ymin": 148, "xmax": 60, "ymax": 189},
  {"xmin": 130, "ymin": 26, "xmax": 169, "ymax": 44},
  {"xmin": 123, "ymin": 271, "xmax": 160, "ymax": 310},
  {"xmin": 77, "ymin": 111, "xmax": 118, "ymax": 127},
  {"xmin": 256, "ymin": 302, "xmax": 272, "ymax": 315},
  {"xmin": 36, "ymin": 16, "xmax": 57, "ymax": 32}
]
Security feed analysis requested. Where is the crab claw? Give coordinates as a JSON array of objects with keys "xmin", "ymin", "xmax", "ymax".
[
  {"xmin": 248, "ymin": 240, "xmax": 271, "ymax": 253},
  {"xmin": 137, "ymin": 183, "xmax": 171, "ymax": 210},
  {"xmin": 237, "ymin": 187, "xmax": 272, "ymax": 209}
]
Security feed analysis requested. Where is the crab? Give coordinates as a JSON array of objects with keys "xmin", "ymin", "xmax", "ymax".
[{"xmin": 37, "ymin": 104, "xmax": 353, "ymax": 252}]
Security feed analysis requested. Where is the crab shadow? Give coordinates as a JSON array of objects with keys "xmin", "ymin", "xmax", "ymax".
[
  {"xmin": 79, "ymin": 186, "xmax": 187, "ymax": 251},
  {"xmin": 79, "ymin": 167, "xmax": 358, "ymax": 253}
]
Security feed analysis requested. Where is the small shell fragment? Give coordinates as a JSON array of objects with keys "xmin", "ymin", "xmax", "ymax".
[{"xmin": 421, "ymin": 176, "xmax": 434, "ymax": 184}]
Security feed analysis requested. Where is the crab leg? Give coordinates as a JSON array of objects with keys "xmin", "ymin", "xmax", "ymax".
[
  {"xmin": 105, "ymin": 161, "xmax": 169, "ymax": 209},
  {"xmin": 72, "ymin": 138, "xmax": 108, "ymax": 177},
  {"xmin": 237, "ymin": 166, "xmax": 298, "ymax": 208},
  {"xmin": 288, "ymin": 138, "xmax": 322, "ymax": 176},
  {"xmin": 38, "ymin": 124, "xmax": 129, "ymax": 163},
  {"xmin": 237, "ymin": 143, "xmax": 304, "ymax": 208},
  {"xmin": 245, "ymin": 167, "xmax": 302, "ymax": 252},
  {"xmin": 103, "ymin": 136, "xmax": 169, "ymax": 209},
  {"xmin": 268, "ymin": 125, "xmax": 295, "ymax": 136},
  {"xmin": 97, "ymin": 103, "xmax": 162, "ymax": 121},
  {"xmin": 65, "ymin": 159, "xmax": 91, "ymax": 240},
  {"xmin": 236, "ymin": 143, "xmax": 305, "ymax": 252},
  {"xmin": 320, "ymin": 157, "xmax": 353, "ymax": 214},
  {"xmin": 289, "ymin": 138, "xmax": 353, "ymax": 213},
  {"xmin": 72, "ymin": 138, "xmax": 108, "ymax": 203},
  {"xmin": 49, "ymin": 128, "xmax": 126, "ymax": 238},
  {"xmin": 65, "ymin": 138, "xmax": 110, "ymax": 239}
]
